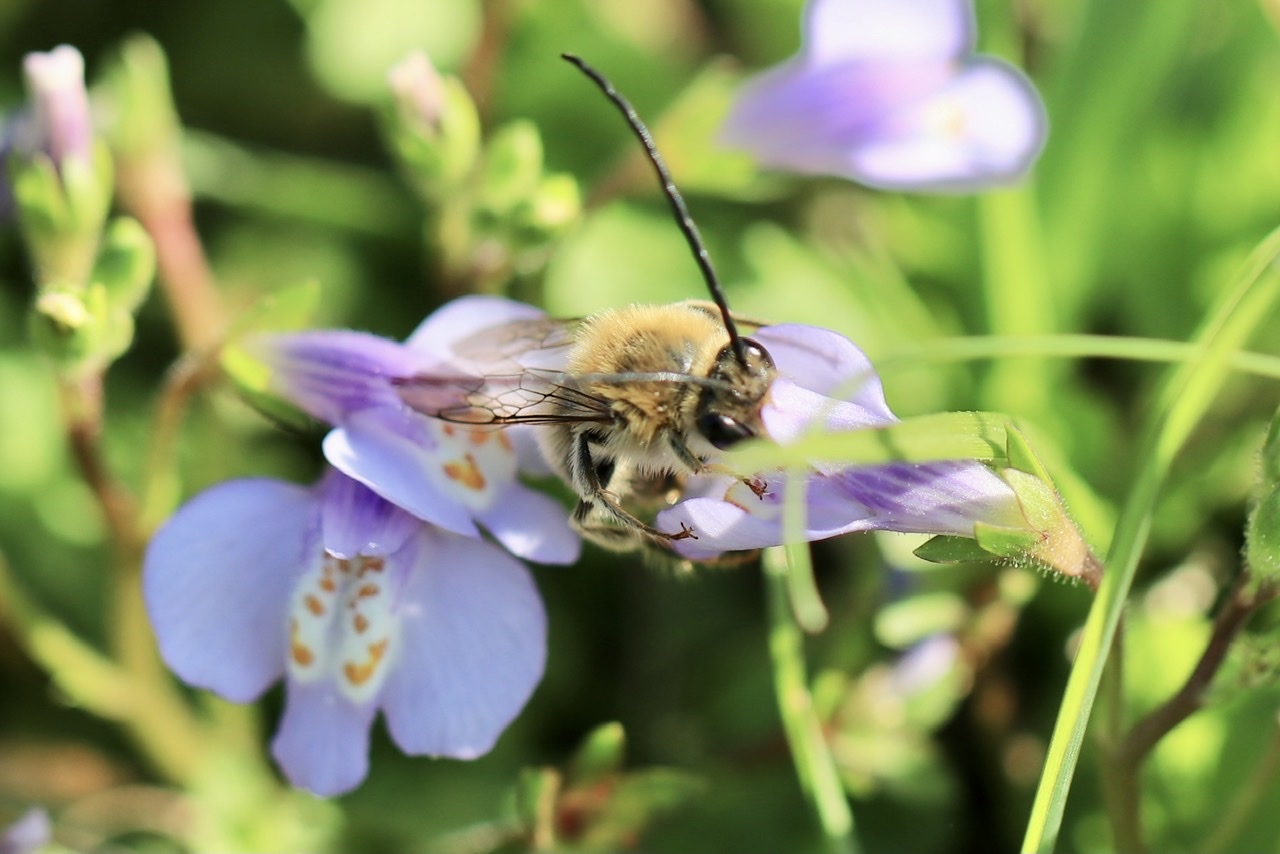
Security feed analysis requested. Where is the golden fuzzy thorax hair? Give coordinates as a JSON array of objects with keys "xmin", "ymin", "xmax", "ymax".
[{"xmin": 568, "ymin": 303, "xmax": 728, "ymax": 446}]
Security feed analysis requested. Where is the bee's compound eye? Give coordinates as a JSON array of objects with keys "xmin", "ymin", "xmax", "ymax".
[{"xmin": 697, "ymin": 412, "xmax": 755, "ymax": 450}]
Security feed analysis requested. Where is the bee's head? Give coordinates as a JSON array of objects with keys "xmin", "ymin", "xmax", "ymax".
[{"xmin": 695, "ymin": 338, "xmax": 776, "ymax": 450}]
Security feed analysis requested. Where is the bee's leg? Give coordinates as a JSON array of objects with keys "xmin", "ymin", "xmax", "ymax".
[
  {"xmin": 574, "ymin": 432, "xmax": 696, "ymax": 544},
  {"xmin": 667, "ymin": 434, "xmax": 769, "ymax": 498}
]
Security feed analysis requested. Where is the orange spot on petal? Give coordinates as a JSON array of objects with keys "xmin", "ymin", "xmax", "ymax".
[
  {"xmin": 343, "ymin": 639, "xmax": 391, "ymax": 687},
  {"xmin": 497, "ymin": 431, "xmax": 514, "ymax": 451},
  {"xmin": 443, "ymin": 454, "xmax": 487, "ymax": 491},
  {"xmin": 289, "ymin": 621, "xmax": 315, "ymax": 667},
  {"xmin": 353, "ymin": 613, "xmax": 369, "ymax": 634},
  {"xmin": 305, "ymin": 594, "xmax": 325, "ymax": 617}
]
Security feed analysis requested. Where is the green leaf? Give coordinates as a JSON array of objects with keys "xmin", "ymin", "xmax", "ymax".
[
  {"xmin": 476, "ymin": 120, "xmax": 544, "ymax": 215},
  {"xmin": 913, "ymin": 535, "xmax": 993, "ymax": 564},
  {"xmin": 973, "ymin": 521, "xmax": 1042, "ymax": 559},
  {"xmin": 93, "ymin": 216, "xmax": 156, "ymax": 312},
  {"xmin": 1004, "ymin": 422, "xmax": 1054, "ymax": 482}
]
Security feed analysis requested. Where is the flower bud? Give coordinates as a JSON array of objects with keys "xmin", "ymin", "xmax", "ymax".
[
  {"xmin": 382, "ymin": 51, "xmax": 480, "ymax": 198},
  {"xmin": 23, "ymin": 45, "xmax": 93, "ymax": 168}
]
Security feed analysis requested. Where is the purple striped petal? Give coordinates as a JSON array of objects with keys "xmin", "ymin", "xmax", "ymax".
[{"xmin": 249, "ymin": 330, "xmax": 425, "ymax": 424}]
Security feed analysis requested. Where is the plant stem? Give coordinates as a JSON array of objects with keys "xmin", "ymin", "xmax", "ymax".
[
  {"xmin": 763, "ymin": 545, "xmax": 857, "ymax": 854},
  {"xmin": 875, "ymin": 334, "xmax": 1280, "ymax": 382},
  {"xmin": 1020, "ymin": 226, "xmax": 1280, "ymax": 854},
  {"xmin": 1119, "ymin": 578, "xmax": 1265, "ymax": 766}
]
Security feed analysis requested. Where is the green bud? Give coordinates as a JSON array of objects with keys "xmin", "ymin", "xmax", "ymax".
[
  {"xmin": 567, "ymin": 722, "xmax": 626, "ymax": 786},
  {"xmin": 30, "ymin": 287, "xmax": 97, "ymax": 368},
  {"xmin": 101, "ymin": 34, "xmax": 182, "ymax": 159},
  {"xmin": 476, "ymin": 120, "xmax": 544, "ymax": 216},
  {"xmin": 996, "ymin": 468, "xmax": 1099, "ymax": 586},
  {"xmin": 92, "ymin": 217, "xmax": 156, "ymax": 313},
  {"xmin": 383, "ymin": 52, "xmax": 480, "ymax": 198},
  {"xmin": 12, "ymin": 149, "xmax": 110, "ymax": 289},
  {"xmin": 511, "ymin": 173, "xmax": 582, "ymax": 248}
]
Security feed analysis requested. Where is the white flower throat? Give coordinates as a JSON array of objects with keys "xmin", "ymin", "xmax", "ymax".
[{"xmin": 288, "ymin": 550, "xmax": 401, "ymax": 703}]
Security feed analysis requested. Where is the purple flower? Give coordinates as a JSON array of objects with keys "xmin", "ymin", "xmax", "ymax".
[
  {"xmin": 656, "ymin": 323, "xmax": 1027, "ymax": 559},
  {"xmin": 720, "ymin": 0, "xmax": 1047, "ymax": 190},
  {"xmin": 144, "ymin": 470, "xmax": 546, "ymax": 796},
  {"xmin": 21, "ymin": 45, "xmax": 93, "ymax": 170},
  {"xmin": 0, "ymin": 809, "xmax": 51, "ymax": 854},
  {"xmin": 249, "ymin": 296, "xmax": 579, "ymax": 565}
]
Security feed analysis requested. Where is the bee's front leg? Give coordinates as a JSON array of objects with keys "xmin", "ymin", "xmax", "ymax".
[
  {"xmin": 574, "ymin": 432, "xmax": 696, "ymax": 544},
  {"xmin": 667, "ymin": 433, "xmax": 768, "ymax": 499}
]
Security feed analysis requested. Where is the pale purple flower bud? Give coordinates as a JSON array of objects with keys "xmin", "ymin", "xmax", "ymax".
[
  {"xmin": 388, "ymin": 51, "xmax": 446, "ymax": 131},
  {"xmin": 22, "ymin": 45, "xmax": 94, "ymax": 169}
]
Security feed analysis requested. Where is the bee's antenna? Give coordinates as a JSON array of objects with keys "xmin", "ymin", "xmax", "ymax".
[{"xmin": 561, "ymin": 53, "xmax": 750, "ymax": 367}]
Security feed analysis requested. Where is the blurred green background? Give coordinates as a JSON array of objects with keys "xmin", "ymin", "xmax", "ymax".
[{"xmin": 3, "ymin": 0, "xmax": 1280, "ymax": 851}]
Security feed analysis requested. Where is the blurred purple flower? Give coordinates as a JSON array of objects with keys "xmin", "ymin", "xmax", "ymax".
[
  {"xmin": 249, "ymin": 297, "xmax": 579, "ymax": 565},
  {"xmin": 657, "ymin": 323, "xmax": 1026, "ymax": 559},
  {"xmin": 144, "ymin": 470, "xmax": 546, "ymax": 796},
  {"xmin": 21, "ymin": 45, "xmax": 93, "ymax": 170},
  {"xmin": 720, "ymin": 0, "xmax": 1046, "ymax": 190},
  {"xmin": 0, "ymin": 809, "xmax": 50, "ymax": 854}
]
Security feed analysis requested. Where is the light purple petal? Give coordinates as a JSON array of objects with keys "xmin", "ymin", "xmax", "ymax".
[
  {"xmin": 845, "ymin": 58, "xmax": 1047, "ymax": 191},
  {"xmin": 248, "ymin": 331, "xmax": 424, "ymax": 424},
  {"xmin": 755, "ymin": 324, "xmax": 890, "ymax": 409},
  {"xmin": 804, "ymin": 0, "xmax": 974, "ymax": 66},
  {"xmin": 475, "ymin": 484, "xmax": 581, "ymax": 565},
  {"xmin": 271, "ymin": 678, "xmax": 378, "ymax": 797},
  {"xmin": 381, "ymin": 529, "xmax": 545, "ymax": 758},
  {"xmin": 144, "ymin": 479, "xmax": 313, "ymax": 702},
  {"xmin": 762, "ymin": 379, "xmax": 893, "ymax": 444},
  {"xmin": 1, "ymin": 808, "xmax": 51, "ymax": 854},
  {"xmin": 406, "ymin": 295, "xmax": 548, "ymax": 362},
  {"xmin": 322, "ymin": 411, "xmax": 480, "ymax": 537},
  {"xmin": 721, "ymin": 60, "xmax": 952, "ymax": 175},
  {"xmin": 318, "ymin": 471, "xmax": 420, "ymax": 559}
]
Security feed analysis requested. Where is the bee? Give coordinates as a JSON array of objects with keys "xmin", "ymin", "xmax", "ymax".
[{"xmin": 394, "ymin": 54, "xmax": 777, "ymax": 554}]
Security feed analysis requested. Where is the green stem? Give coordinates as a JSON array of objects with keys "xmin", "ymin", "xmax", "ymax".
[
  {"xmin": 0, "ymin": 554, "xmax": 207, "ymax": 783},
  {"xmin": 763, "ymin": 545, "xmax": 856, "ymax": 853},
  {"xmin": 977, "ymin": 186, "xmax": 1056, "ymax": 414},
  {"xmin": 875, "ymin": 334, "xmax": 1280, "ymax": 381},
  {"xmin": 1021, "ymin": 226, "xmax": 1280, "ymax": 853}
]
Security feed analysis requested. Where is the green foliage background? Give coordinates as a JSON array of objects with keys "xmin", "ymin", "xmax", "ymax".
[{"xmin": 2, "ymin": 0, "xmax": 1280, "ymax": 851}]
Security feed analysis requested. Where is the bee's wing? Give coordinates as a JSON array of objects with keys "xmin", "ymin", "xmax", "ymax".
[{"xmin": 395, "ymin": 316, "xmax": 615, "ymax": 426}]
